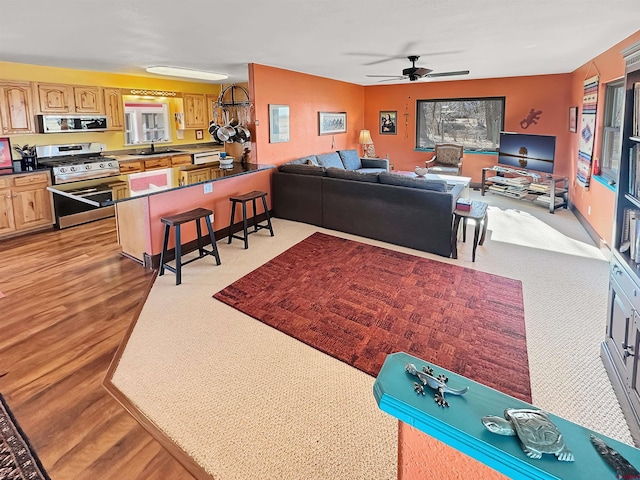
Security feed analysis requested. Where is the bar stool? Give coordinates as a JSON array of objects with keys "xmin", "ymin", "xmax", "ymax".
[
  {"xmin": 159, "ymin": 207, "xmax": 221, "ymax": 285},
  {"xmin": 228, "ymin": 191, "xmax": 274, "ymax": 249}
]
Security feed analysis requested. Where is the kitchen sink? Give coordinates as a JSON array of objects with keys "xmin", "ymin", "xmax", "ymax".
[{"xmin": 137, "ymin": 149, "xmax": 186, "ymax": 156}]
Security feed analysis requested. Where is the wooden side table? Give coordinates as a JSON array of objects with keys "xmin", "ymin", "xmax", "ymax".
[{"xmin": 451, "ymin": 200, "xmax": 488, "ymax": 261}]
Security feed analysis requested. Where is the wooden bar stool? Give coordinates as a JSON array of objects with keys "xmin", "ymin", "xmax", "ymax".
[
  {"xmin": 228, "ymin": 191, "xmax": 274, "ymax": 249},
  {"xmin": 159, "ymin": 207, "xmax": 221, "ymax": 285}
]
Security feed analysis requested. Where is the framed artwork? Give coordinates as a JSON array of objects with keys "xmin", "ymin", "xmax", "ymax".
[
  {"xmin": 379, "ymin": 110, "xmax": 397, "ymax": 135},
  {"xmin": 0, "ymin": 137, "xmax": 13, "ymax": 172},
  {"xmin": 318, "ymin": 112, "xmax": 347, "ymax": 135},
  {"xmin": 269, "ymin": 104, "xmax": 290, "ymax": 143},
  {"xmin": 569, "ymin": 106, "xmax": 578, "ymax": 133},
  {"xmin": 195, "ymin": 129, "xmax": 204, "ymax": 140}
]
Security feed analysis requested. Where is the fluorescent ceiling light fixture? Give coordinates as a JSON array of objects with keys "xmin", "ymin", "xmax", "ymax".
[{"xmin": 145, "ymin": 66, "xmax": 228, "ymax": 81}]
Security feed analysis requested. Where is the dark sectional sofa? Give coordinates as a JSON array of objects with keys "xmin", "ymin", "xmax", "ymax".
[{"xmin": 272, "ymin": 149, "xmax": 464, "ymax": 257}]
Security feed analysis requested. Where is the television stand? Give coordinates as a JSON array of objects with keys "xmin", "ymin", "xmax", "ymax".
[{"xmin": 481, "ymin": 167, "xmax": 568, "ymax": 213}]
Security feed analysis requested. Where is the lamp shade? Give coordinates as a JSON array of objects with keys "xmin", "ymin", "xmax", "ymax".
[{"xmin": 358, "ymin": 129, "xmax": 373, "ymax": 145}]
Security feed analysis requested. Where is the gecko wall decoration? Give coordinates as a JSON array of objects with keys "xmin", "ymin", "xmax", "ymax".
[{"xmin": 520, "ymin": 108, "xmax": 543, "ymax": 129}]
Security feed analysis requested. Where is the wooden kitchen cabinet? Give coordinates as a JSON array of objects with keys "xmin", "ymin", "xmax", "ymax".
[
  {"xmin": 34, "ymin": 83, "xmax": 104, "ymax": 114},
  {"xmin": 74, "ymin": 85, "xmax": 104, "ymax": 113},
  {"xmin": 183, "ymin": 93, "xmax": 207, "ymax": 129},
  {"xmin": 119, "ymin": 160, "xmax": 143, "ymax": 174},
  {"xmin": 170, "ymin": 154, "xmax": 192, "ymax": 166},
  {"xmin": 0, "ymin": 172, "xmax": 53, "ymax": 238},
  {"xmin": 103, "ymin": 88, "xmax": 124, "ymax": 130},
  {"xmin": 0, "ymin": 81, "xmax": 35, "ymax": 134},
  {"xmin": 144, "ymin": 157, "xmax": 170, "ymax": 170},
  {"xmin": 180, "ymin": 166, "xmax": 211, "ymax": 185}
]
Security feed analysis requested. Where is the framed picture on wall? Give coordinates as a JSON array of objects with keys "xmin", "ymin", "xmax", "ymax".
[
  {"xmin": 269, "ymin": 104, "xmax": 290, "ymax": 143},
  {"xmin": 569, "ymin": 106, "xmax": 578, "ymax": 133},
  {"xmin": 0, "ymin": 137, "xmax": 13, "ymax": 173},
  {"xmin": 318, "ymin": 112, "xmax": 347, "ymax": 135},
  {"xmin": 379, "ymin": 111, "xmax": 397, "ymax": 135}
]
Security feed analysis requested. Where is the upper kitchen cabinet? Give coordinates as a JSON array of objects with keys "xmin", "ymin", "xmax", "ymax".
[
  {"xmin": 73, "ymin": 85, "xmax": 104, "ymax": 113},
  {"xmin": 0, "ymin": 81, "xmax": 35, "ymax": 134},
  {"xmin": 103, "ymin": 88, "xmax": 124, "ymax": 131},
  {"xmin": 34, "ymin": 83, "xmax": 104, "ymax": 114},
  {"xmin": 183, "ymin": 93, "xmax": 206, "ymax": 129}
]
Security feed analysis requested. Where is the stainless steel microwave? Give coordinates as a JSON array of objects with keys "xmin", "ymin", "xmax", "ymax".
[{"xmin": 36, "ymin": 115, "xmax": 109, "ymax": 133}]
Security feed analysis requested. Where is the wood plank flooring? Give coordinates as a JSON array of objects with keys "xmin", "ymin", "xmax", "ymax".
[{"xmin": 0, "ymin": 219, "xmax": 195, "ymax": 480}]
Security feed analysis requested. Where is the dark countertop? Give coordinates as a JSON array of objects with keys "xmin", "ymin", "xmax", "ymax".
[{"xmin": 47, "ymin": 162, "xmax": 275, "ymax": 207}]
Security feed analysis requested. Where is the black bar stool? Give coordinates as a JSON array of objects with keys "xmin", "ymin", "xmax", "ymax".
[
  {"xmin": 228, "ymin": 191, "xmax": 274, "ymax": 249},
  {"xmin": 159, "ymin": 207, "xmax": 221, "ymax": 285}
]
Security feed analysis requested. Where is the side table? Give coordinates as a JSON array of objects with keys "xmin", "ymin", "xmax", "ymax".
[{"xmin": 451, "ymin": 200, "xmax": 488, "ymax": 262}]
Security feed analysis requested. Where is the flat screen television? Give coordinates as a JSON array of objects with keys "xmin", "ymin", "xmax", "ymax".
[{"xmin": 498, "ymin": 132, "xmax": 556, "ymax": 174}]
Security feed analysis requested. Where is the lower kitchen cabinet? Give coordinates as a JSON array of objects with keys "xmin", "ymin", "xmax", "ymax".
[{"xmin": 0, "ymin": 172, "xmax": 54, "ymax": 237}]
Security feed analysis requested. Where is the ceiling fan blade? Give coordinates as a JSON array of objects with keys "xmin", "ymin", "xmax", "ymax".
[
  {"xmin": 426, "ymin": 70, "xmax": 470, "ymax": 78},
  {"xmin": 366, "ymin": 74, "xmax": 405, "ymax": 78}
]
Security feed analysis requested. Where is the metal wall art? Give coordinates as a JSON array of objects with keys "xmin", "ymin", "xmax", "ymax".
[
  {"xmin": 405, "ymin": 363, "xmax": 469, "ymax": 407},
  {"xmin": 481, "ymin": 408, "xmax": 574, "ymax": 462}
]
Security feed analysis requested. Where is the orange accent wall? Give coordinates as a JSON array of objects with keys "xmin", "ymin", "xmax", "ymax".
[
  {"xmin": 364, "ymin": 74, "xmax": 573, "ymax": 181},
  {"xmin": 568, "ymin": 30, "xmax": 640, "ymax": 247},
  {"xmin": 250, "ymin": 64, "xmax": 365, "ymax": 165}
]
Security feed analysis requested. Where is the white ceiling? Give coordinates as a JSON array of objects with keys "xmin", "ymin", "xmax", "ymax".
[{"xmin": 2, "ymin": 1, "xmax": 640, "ymax": 86}]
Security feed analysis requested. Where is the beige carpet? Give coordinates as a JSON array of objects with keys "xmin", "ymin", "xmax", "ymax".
[{"xmin": 110, "ymin": 189, "xmax": 633, "ymax": 480}]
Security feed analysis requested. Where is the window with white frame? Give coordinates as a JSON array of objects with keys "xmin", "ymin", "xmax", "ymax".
[
  {"xmin": 416, "ymin": 97, "xmax": 505, "ymax": 152},
  {"xmin": 124, "ymin": 102, "xmax": 171, "ymax": 145},
  {"xmin": 601, "ymin": 79, "xmax": 625, "ymax": 181}
]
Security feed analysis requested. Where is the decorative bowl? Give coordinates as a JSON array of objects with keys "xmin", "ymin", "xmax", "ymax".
[{"xmin": 414, "ymin": 167, "xmax": 428, "ymax": 177}]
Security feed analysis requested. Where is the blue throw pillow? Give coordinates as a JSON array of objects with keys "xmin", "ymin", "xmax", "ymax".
[
  {"xmin": 337, "ymin": 150, "xmax": 362, "ymax": 170},
  {"xmin": 378, "ymin": 172, "xmax": 447, "ymax": 192},
  {"xmin": 316, "ymin": 152, "xmax": 345, "ymax": 169}
]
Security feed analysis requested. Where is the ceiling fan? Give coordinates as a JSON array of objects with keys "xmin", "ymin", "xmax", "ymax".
[{"xmin": 366, "ymin": 56, "xmax": 470, "ymax": 82}]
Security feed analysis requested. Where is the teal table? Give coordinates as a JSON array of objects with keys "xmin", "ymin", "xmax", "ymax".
[{"xmin": 373, "ymin": 352, "xmax": 640, "ymax": 480}]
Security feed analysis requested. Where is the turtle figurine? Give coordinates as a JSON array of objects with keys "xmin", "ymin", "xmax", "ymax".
[{"xmin": 481, "ymin": 408, "xmax": 574, "ymax": 462}]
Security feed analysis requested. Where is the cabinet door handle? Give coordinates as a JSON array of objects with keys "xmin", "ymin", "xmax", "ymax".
[
  {"xmin": 622, "ymin": 342, "xmax": 635, "ymax": 358},
  {"xmin": 612, "ymin": 264, "xmax": 622, "ymax": 275},
  {"xmin": 12, "ymin": 193, "xmax": 17, "ymax": 198}
]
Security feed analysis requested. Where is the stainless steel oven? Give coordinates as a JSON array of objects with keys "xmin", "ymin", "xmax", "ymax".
[{"xmin": 37, "ymin": 143, "xmax": 121, "ymax": 228}]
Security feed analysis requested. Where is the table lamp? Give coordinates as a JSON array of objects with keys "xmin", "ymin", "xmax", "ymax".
[{"xmin": 358, "ymin": 129, "xmax": 374, "ymax": 158}]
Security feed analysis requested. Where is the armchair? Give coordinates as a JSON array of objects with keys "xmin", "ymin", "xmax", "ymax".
[{"xmin": 425, "ymin": 143, "xmax": 464, "ymax": 175}]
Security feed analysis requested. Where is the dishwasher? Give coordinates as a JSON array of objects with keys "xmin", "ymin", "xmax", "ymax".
[{"xmin": 193, "ymin": 150, "xmax": 222, "ymax": 165}]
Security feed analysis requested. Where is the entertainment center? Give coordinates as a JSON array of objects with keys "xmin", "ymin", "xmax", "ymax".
[
  {"xmin": 603, "ymin": 39, "xmax": 640, "ymax": 445},
  {"xmin": 480, "ymin": 167, "xmax": 568, "ymax": 213}
]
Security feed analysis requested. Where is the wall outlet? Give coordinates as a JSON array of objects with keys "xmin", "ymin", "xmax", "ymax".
[
  {"xmin": 203, "ymin": 183, "xmax": 213, "ymax": 194},
  {"xmin": 588, "ymin": 206, "xmax": 591, "ymax": 215}
]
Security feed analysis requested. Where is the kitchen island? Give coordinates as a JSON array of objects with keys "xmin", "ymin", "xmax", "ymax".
[{"xmin": 48, "ymin": 161, "xmax": 275, "ymax": 265}]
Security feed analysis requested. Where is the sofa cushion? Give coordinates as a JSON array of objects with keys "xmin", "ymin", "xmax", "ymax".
[
  {"xmin": 337, "ymin": 149, "xmax": 362, "ymax": 170},
  {"xmin": 287, "ymin": 155, "xmax": 318, "ymax": 166},
  {"xmin": 278, "ymin": 163, "xmax": 326, "ymax": 176},
  {"xmin": 326, "ymin": 167, "xmax": 380, "ymax": 183},
  {"xmin": 378, "ymin": 172, "xmax": 447, "ymax": 192},
  {"xmin": 316, "ymin": 152, "xmax": 345, "ymax": 169}
]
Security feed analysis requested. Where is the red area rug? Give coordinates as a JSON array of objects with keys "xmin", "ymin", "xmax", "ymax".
[{"xmin": 214, "ymin": 232, "xmax": 531, "ymax": 402}]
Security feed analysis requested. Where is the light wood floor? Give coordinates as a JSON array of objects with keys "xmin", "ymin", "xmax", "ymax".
[{"xmin": 0, "ymin": 219, "xmax": 195, "ymax": 480}]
